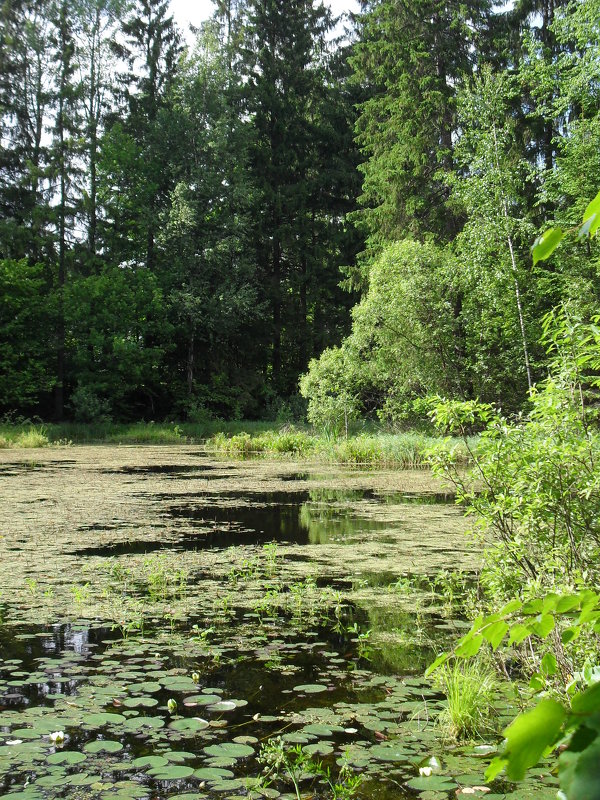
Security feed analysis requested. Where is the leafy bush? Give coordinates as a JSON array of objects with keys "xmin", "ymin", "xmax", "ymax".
[
  {"xmin": 427, "ymin": 312, "xmax": 600, "ymax": 594},
  {"xmin": 299, "ymin": 346, "xmax": 361, "ymax": 438},
  {"xmin": 69, "ymin": 384, "xmax": 112, "ymax": 423},
  {"xmin": 427, "ymin": 591, "xmax": 600, "ymax": 796}
]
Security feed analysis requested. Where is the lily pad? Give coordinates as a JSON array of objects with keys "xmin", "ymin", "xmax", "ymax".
[
  {"xmin": 169, "ymin": 717, "xmax": 209, "ymax": 732},
  {"xmin": 47, "ymin": 750, "xmax": 87, "ymax": 765},
  {"xmin": 84, "ymin": 740, "xmax": 123, "ymax": 754},
  {"xmin": 203, "ymin": 742, "xmax": 254, "ymax": 759},
  {"xmin": 194, "ymin": 767, "xmax": 235, "ymax": 781},
  {"xmin": 292, "ymin": 684, "xmax": 328, "ymax": 694},
  {"xmin": 147, "ymin": 765, "xmax": 195, "ymax": 780}
]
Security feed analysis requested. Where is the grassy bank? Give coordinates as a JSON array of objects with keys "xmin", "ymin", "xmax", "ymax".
[
  {"xmin": 0, "ymin": 420, "xmax": 276, "ymax": 448},
  {"xmin": 0, "ymin": 421, "xmax": 474, "ymax": 467}
]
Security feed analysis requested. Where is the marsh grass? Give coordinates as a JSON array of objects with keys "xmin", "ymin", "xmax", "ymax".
[
  {"xmin": 0, "ymin": 425, "xmax": 50, "ymax": 448},
  {"xmin": 207, "ymin": 428, "xmax": 474, "ymax": 466},
  {"xmin": 434, "ymin": 659, "xmax": 498, "ymax": 741},
  {"xmin": 0, "ymin": 420, "xmax": 474, "ymax": 465}
]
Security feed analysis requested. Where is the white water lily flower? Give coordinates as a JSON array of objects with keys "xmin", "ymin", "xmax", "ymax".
[
  {"xmin": 49, "ymin": 731, "xmax": 65, "ymax": 745},
  {"xmin": 6, "ymin": 739, "xmax": 23, "ymax": 746},
  {"xmin": 419, "ymin": 766, "xmax": 433, "ymax": 777}
]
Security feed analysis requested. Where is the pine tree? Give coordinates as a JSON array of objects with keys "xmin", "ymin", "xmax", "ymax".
[
  {"xmin": 48, "ymin": 0, "xmax": 83, "ymax": 419},
  {"xmin": 105, "ymin": 0, "xmax": 181, "ymax": 271},
  {"xmin": 0, "ymin": 0, "xmax": 53, "ymax": 261},
  {"xmin": 240, "ymin": 0, "xmax": 356, "ymax": 398},
  {"xmin": 350, "ymin": 0, "xmax": 493, "ymax": 258}
]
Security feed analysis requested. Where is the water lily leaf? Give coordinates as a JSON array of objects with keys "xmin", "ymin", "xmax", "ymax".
[
  {"xmin": 163, "ymin": 750, "xmax": 196, "ymax": 762},
  {"xmin": 369, "ymin": 744, "xmax": 410, "ymax": 762},
  {"xmin": 203, "ymin": 742, "xmax": 254, "ymax": 759},
  {"xmin": 194, "ymin": 767, "xmax": 235, "ymax": 781},
  {"xmin": 169, "ymin": 794, "xmax": 208, "ymax": 800},
  {"xmin": 67, "ymin": 774, "xmax": 103, "ymax": 786},
  {"xmin": 169, "ymin": 717, "xmax": 209, "ymax": 732},
  {"xmin": 161, "ymin": 677, "xmax": 198, "ymax": 692},
  {"xmin": 406, "ymin": 776, "xmax": 457, "ymax": 791},
  {"xmin": 132, "ymin": 756, "xmax": 169, "ymax": 769},
  {"xmin": 35, "ymin": 774, "xmax": 69, "ymax": 788},
  {"xmin": 47, "ymin": 750, "xmax": 87, "ymax": 765},
  {"xmin": 209, "ymin": 700, "xmax": 244, "ymax": 712},
  {"xmin": 123, "ymin": 716, "xmax": 164, "ymax": 731},
  {"xmin": 303, "ymin": 742, "xmax": 333, "ymax": 756},
  {"xmin": 147, "ymin": 765, "xmax": 195, "ymax": 780},
  {"xmin": 83, "ymin": 713, "xmax": 126, "ymax": 727},
  {"xmin": 128, "ymin": 682, "xmax": 162, "ymax": 693},
  {"xmin": 84, "ymin": 740, "xmax": 123, "ymax": 754},
  {"xmin": 123, "ymin": 696, "xmax": 158, "ymax": 708},
  {"xmin": 205, "ymin": 780, "xmax": 245, "ymax": 792},
  {"xmin": 292, "ymin": 684, "xmax": 327, "ymax": 694},
  {"xmin": 183, "ymin": 694, "xmax": 221, "ymax": 706}
]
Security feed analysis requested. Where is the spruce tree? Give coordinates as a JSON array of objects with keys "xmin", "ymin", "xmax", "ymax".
[{"xmin": 350, "ymin": 0, "xmax": 493, "ymax": 258}]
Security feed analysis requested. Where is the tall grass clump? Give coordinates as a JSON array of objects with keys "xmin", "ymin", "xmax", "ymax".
[
  {"xmin": 0, "ymin": 425, "xmax": 51, "ymax": 448},
  {"xmin": 207, "ymin": 427, "xmax": 315, "ymax": 456},
  {"xmin": 434, "ymin": 660, "xmax": 498, "ymax": 741},
  {"xmin": 328, "ymin": 432, "xmax": 432, "ymax": 467}
]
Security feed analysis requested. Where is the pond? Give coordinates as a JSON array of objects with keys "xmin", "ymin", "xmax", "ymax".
[{"xmin": 0, "ymin": 447, "xmax": 557, "ymax": 800}]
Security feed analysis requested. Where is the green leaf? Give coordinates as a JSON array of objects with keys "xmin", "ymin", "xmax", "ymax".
[
  {"xmin": 502, "ymin": 699, "xmax": 566, "ymax": 781},
  {"xmin": 556, "ymin": 595, "xmax": 582, "ymax": 614},
  {"xmin": 483, "ymin": 620, "xmax": 509, "ymax": 651},
  {"xmin": 484, "ymin": 756, "xmax": 508, "ymax": 782},
  {"xmin": 508, "ymin": 623, "xmax": 531, "ymax": 646},
  {"xmin": 571, "ymin": 683, "xmax": 600, "ymax": 716},
  {"xmin": 532, "ymin": 614, "xmax": 554, "ymax": 639},
  {"xmin": 541, "ymin": 653, "xmax": 557, "ymax": 677},
  {"xmin": 499, "ymin": 599, "xmax": 523, "ymax": 616},
  {"xmin": 559, "ymin": 735, "xmax": 600, "ymax": 800},
  {"xmin": 425, "ymin": 651, "xmax": 450, "ymax": 677},
  {"xmin": 522, "ymin": 599, "xmax": 543, "ymax": 615},
  {"xmin": 455, "ymin": 634, "xmax": 484, "ymax": 658},
  {"xmin": 580, "ymin": 191, "xmax": 600, "ymax": 239},
  {"xmin": 532, "ymin": 228, "xmax": 563, "ymax": 264},
  {"xmin": 562, "ymin": 627, "xmax": 579, "ymax": 645}
]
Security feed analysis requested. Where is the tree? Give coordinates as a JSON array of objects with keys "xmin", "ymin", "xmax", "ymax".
[
  {"xmin": 300, "ymin": 240, "xmax": 465, "ymax": 426},
  {"xmin": 158, "ymin": 31, "xmax": 262, "ymax": 416},
  {"xmin": 0, "ymin": 0, "xmax": 53, "ymax": 262},
  {"xmin": 0, "ymin": 259, "xmax": 54, "ymax": 412},
  {"xmin": 77, "ymin": 0, "xmax": 123, "ymax": 262},
  {"xmin": 48, "ymin": 0, "xmax": 83, "ymax": 419},
  {"xmin": 241, "ymin": 0, "xmax": 357, "ymax": 399},
  {"xmin": 349, "ymin": 0, "xmax": 493, "ymax": 263},
  {"xmin": 104, "ymin": 0, "xmax": 181, "ymax": 271},
  {"xmin": 451, "ymin": 67, "xmax": 537, "ymax": 402}
]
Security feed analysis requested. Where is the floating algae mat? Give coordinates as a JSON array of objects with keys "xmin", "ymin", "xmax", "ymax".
[{"xmin": 0, "ymin": 446, "xmax": 557, "ymax": 799}]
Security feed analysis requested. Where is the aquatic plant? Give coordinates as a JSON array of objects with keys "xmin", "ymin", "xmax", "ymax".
[
  {"xmin": 257, "ymin": 737, "xmax": 362, "ymax": 800},
  {"xmin": 433, "ymin": 659, "xmax": 498, "ymax": 741}
]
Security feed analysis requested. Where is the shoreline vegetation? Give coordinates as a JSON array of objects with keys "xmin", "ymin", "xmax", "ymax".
[{"xmin": 0, "ymin": 421, "xmax": 474, "ymax": 468}]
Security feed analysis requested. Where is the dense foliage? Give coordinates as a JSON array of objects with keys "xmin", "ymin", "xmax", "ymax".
[
  {"xmin": 2, "ymin": 0, "xmax": 599, "ymax": 424},
  {"xmin": 0, "ymin": 0, "xmax": 360, "ymax": 420},
  {"xmin": 303, "ymin": 0, "xmax": 600, "ymax": 428}
]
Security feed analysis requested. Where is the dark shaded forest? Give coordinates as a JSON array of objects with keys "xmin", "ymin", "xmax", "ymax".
[{"xmin": 1, "ymin": 0, "xmax": 599, "ymax": 423}]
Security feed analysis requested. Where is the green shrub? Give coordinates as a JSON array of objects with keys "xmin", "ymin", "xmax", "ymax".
[{"xmin": 69, "ymin": 384, "xmax": 112, "ymax": 423}]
